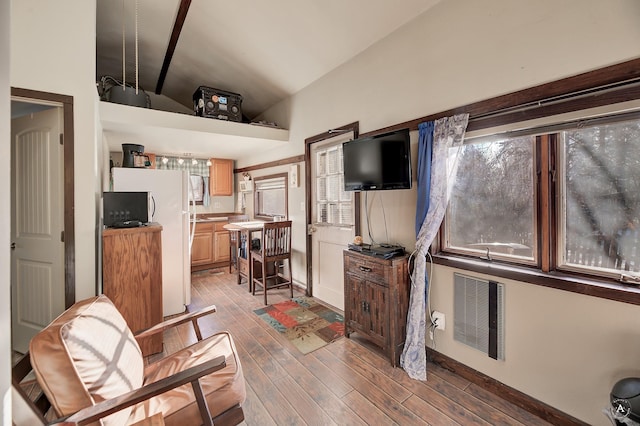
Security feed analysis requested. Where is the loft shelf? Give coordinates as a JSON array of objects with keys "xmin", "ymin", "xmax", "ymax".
[{"xmin": 99, "ymin": 101, "xmax": 289, "ymax": 159}]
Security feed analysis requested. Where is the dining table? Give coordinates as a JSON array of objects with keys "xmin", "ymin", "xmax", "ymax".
[{"xmin": 223, "ymin": 221, "xmax": 265, "ymax": 290}]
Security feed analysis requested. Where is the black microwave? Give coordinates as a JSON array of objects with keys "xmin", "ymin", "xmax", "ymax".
[{"xmin": 103, "ymin": 191, "xmax": 152, "ymax": 227}]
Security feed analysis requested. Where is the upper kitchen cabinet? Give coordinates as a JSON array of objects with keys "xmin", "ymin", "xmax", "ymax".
[
  {"xmin": 209, "ymin": 158, "xmax": 233, "ymax": 196},
  {"xmin": 99, "ymin": 101, "xmax": 289, "ymax": 160}
]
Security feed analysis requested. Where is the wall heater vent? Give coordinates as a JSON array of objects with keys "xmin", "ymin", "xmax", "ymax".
[{"xmin": 453, "ymin": 273, "xmax": 505, "ymax": 360}]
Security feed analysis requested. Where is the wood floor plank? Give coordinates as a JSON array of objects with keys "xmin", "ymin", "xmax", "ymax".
[
  {"xmin": 297, "ymin": 351, "xmax": 355, "ymax": 398},
  {"xmin": 325, "ymin": 340, "xmax": 413, "ymax": 403},
  {"xmin": 331, "ymin": 336, "xmax": 478, "ymax": 424},
  {"xmin": 284, "ymin": 357, "xmax": 368, "ymax": 426},
  {"xmin": 313, "ymin": 345, "xmax": 428, "ymax": 425},
  {"xmin": 420, "ymin": 371, "xmax": 525, "ymax": 426},
  {"xmin": 427, "ymin": 358, "xmax": 473, "ymax": 390},
  {"xmin": 326, "ymin": 324, "xmax": 521, "ymax": 426},
  {"xmin": 240, "ymin": 381, "xmax": 277, "ymax": 426},
  {"xmin": 341, "ymin": 390, "xmax": 397, "ymax": 426},
  {"xmin": 465, "ymin": 383, "xmax": 555, "ymax": 426},
  {"xmin": 147, "ymin": 269, "xmax": 560, "ymax": 426},
  {"xmin": 402, "ymin": 394, "xmax": 461, "ymax": 426},
  {"xmin": 333, "ymin": 338, "xmax": 489, "ymax": 425},
  {"xmin": 237, "ymin": 345, "xmax": 305, "ymax": 425},
  {"xmin": 273, "ymin": 375, "xmax": 338, "ymax": 426}
]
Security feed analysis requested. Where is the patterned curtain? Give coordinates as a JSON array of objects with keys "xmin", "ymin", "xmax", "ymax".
[{"xmin": 400, "ymin": 113, "xmax": 469, "ymax": 380}]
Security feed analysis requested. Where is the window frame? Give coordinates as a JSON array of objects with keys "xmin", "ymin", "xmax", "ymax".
[
  {"xmin": 428, "ymin": 62, "xmax": 640, "ymax": 306},
  {"xmin": 253, "ymin": 172, "xmax": 288, "ymax": 221},
  {"xmin": 554, "ymin": 113, "xmax": 640, "ymax": 280},
  {"xmin": 442, "ymin": 133, "xmax": 539, "ymax": 267}
]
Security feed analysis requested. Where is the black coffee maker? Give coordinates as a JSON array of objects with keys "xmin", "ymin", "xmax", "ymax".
[{"xmin": 122, "ymin": 144, "xmax": 148, "ymax": 168}]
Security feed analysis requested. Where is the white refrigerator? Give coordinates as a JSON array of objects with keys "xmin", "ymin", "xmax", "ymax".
[{"xmin": 112, "ymin": 168, "xmax": 193, "ymax": 316}]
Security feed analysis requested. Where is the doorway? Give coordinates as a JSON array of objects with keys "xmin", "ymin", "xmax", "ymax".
[
  {"xmin": 10, "ymin": 88, "xmax": 75, "ymax": 354},
  {"xmin": 304, "ymin": 122, "xmax": 359, "ymax": 310}
]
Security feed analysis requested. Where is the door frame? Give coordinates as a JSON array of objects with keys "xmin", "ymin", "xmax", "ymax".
[
  {"xmin": 11, "ymin": 87, "xmax": 75, "ymax": 309},
  {"xmin": 304, "ymin": 121, "xmax": 359, "ymax": 297}
]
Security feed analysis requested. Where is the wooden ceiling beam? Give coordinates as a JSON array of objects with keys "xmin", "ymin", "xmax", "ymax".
[{"xmin": 155, "ymin": 0, "xmax": 192, "ymax": 94}]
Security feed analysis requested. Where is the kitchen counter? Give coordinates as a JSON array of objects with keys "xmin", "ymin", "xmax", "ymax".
[
  {"xmin": 191, "ymin": 213, "xmax": 248, "ymax": 223},
  {"xmin": 193, "ymin": 216, "xmax": 228, "ymax": 223}
]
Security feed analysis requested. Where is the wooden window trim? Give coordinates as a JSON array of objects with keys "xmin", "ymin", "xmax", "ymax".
[{"xmin": 432, "ymin": 252, "xmax": 640, "ymax": 305}]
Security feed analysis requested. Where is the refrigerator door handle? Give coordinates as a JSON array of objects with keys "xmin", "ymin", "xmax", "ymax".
[{"xmin": 187, "ymin": 176, "xmax": 197, "ymax": 250}]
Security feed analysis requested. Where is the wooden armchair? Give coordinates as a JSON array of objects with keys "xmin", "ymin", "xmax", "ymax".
[{"xmin": 12, "ymin": 295, "xmax": 246, "ymax": 426}]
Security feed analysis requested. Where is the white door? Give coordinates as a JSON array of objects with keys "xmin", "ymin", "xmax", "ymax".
[
  {"xmin": 11, "ymin": 107, "xmax": 65, "ymax": 354},
  {"xmin": 310, "ymin": 132, "xmax": 356, "ymax": 310}
]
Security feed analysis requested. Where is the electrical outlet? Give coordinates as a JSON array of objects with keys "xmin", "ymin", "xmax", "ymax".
[{"xmin": 432, "ymin": 311, "xmax": 445, "ymax": 331}]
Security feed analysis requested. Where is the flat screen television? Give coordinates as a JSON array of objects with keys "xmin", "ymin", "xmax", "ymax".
[{"xmin": 342, "ymin": 128, "xmax": 412, "ymax": 191}]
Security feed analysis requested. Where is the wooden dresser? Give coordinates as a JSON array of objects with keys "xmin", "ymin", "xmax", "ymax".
[
  {"xmin": 343, "ymin": 250, "xmax": 410, "ymax": 367},
  {"xmin": 102, "ymin": 224, "xmax": 163, "ymax": 356}
]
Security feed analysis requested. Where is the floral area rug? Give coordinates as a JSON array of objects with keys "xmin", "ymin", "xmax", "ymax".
[{"xmin": 254, "ymin": 296, "xmax": 345, "ymax": 354}]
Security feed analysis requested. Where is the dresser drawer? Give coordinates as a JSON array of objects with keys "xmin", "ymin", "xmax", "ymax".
[{"xmin": 345, "ymin": 255, "xmax": 386, "ymax": 285}]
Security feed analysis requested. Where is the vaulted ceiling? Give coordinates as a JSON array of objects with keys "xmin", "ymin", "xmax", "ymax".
[{"xmin": 96, "ymin": 0, "xmax": 441, "ymax": 121}]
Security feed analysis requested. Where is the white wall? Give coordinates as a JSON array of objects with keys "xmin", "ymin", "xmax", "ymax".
[
  {"xmin": 11, "ymin": 0, "xmax": 99, "ymax": 300},
  {"xmin": 1, "ymin": 0, "xmax": 11, "ymax": 421},
  {"xmin": 247, "ymin": 0, "xmax": 640, "ymax": 423}
]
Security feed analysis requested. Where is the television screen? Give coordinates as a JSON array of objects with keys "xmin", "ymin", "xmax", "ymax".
[{"xmin": 343, "ymin": 129, "xmax": 412, "ymax": 191}]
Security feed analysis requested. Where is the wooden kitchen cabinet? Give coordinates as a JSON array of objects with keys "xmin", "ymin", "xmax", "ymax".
[
  {"xmin": 191, "ymin": 220, "xmax": 230, "ymax": 271},
  {"xmin": 102, "ymin": 224, "xmax": 163, "ymax": 356},
  {"xmin": 343, "ymin": 250, "xmax": 409, "ymax": 367},
  {"xmin": 209, "ymin": 158, "xmax": 233, "ymax": 196},
  {"xmin": 214, "ymin": 222, "xmax": 231, "ymax": 262},
  {"xmin": 191, "ymin": 222, "xmax": 215, "ymax": 267}
]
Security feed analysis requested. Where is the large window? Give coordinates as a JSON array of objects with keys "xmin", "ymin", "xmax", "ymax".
[{"xmin": 442, "ymin": 112, "xmax": 640, "ymax": 285}]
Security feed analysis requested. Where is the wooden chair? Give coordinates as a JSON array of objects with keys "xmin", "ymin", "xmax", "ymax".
[
  {"xmin": 251, "ymin": 220, "xmax": 293, "ymax": 305},
  {"xmin": 12, "ymin": 295, "xmax": 246, "ymax": 426}
]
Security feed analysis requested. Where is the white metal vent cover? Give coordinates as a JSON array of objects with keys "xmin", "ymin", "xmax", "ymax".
[{"xmin": 453, "ymin": 273, "xmax": 505, "ymax": 360}]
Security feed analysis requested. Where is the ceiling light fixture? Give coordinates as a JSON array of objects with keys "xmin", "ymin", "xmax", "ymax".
[
  {"xmin": 162, "ymin": 156, "xmax": 169, "ymax": 164},
  {"xmin": 192, "ymin": 158, "xmax": 198, "ymax": 165},
  {"xmin": 206, "ymin": 159, "xmax": 212, "ymax": 166},
  {"xmin": 177, "ymin": 158, "xmax": 184, "ymax": 165}
]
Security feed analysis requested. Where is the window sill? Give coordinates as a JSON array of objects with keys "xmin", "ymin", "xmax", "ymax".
[{"xmin": 432, "ymin": 252, "xmax": 640, "ymax": 306}]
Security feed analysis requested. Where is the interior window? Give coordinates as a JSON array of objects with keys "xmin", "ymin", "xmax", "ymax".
[
  {"xmin": 559, "ymin": 117, "xmax": 640, "ymax": 278},
  {"xmin": 445, "ymin": 135, "xmax": 537, "ymax": 263},
  {"xmin": 254, "ymin": 173, "xmax": 287, "ymax": 220}
]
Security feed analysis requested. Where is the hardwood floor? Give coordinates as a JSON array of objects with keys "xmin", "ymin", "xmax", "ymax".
[{"xmin": 157, "ymin": 268, "xmax": 554, "ymax": 426}]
